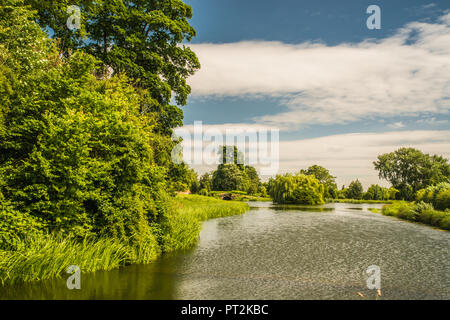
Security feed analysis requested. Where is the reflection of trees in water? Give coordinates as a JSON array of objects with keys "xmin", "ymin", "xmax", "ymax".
[{"xmin": 0, "ymin": 254, "xmax": 188, "ymax": 300}]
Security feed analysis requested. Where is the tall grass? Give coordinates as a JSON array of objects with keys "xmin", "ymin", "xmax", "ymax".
[
  {"xmin": 161, "ymin": 194, "xmax": 249, "ymax": 252},
  {"xmin": 0, "ymin": 235, "xmax": 133, "ymax": 286},
  {"xmin": 0, "ymin": 195, "xmax": 250, "ymax": 286}
]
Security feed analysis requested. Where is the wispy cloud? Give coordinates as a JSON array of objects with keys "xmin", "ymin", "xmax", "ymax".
[
  {"xmin": 188, "ymin": 13, "xmax": 450, "ymax": 129},
  {"xmin": 388, "ymin": 122, "xmax": 405, "ymax": 129}
]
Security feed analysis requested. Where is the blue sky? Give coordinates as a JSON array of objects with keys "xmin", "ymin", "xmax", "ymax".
[{"xmin": 178, "ymin": 1, "xmax": 450, "ymax": 186}]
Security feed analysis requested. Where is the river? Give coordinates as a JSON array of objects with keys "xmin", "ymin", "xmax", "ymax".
[{"xmin": 1, "ymin": 202, "xmax": 449, "ymax": 299}]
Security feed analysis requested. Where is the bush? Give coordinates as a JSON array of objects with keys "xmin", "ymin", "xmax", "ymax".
[
  {"xmin": 435, "ymin": 189, "xmax": 450, "ymax": 211},
  {"xmin": 0, "ymin": 202, "xmax": 45, "ymax": 250},
  {"xmin": 269, "ymin": 173, "xmax": 324, "ymax": 205},
  {"xmin": 416, "ymin": 183, "xmax": 450, "ymax": 210},
  {"xmin": 381, "ymin": 201, "xmax": 450, "ymax": 230}
]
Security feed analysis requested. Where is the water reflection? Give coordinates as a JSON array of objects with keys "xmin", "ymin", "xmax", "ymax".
[{"xmin": 1, "ymin": 202, "xmax": 449, "ymax": 300}]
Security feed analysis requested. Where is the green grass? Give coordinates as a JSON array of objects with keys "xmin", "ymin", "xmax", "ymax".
[
  {"xmin": 0, "ymin": 194, "xmax": 249, "ymax": 286},
  {"xmin": 0, "ymin": 235, "xmax": 135, "ymax": 286},
  {"xmin": 381, "ymin": 201, "xmax": 450, "ymax": 230},
  {"xmin": 329, "ymin": 199, "xmax": 393, "ymax": 204}
]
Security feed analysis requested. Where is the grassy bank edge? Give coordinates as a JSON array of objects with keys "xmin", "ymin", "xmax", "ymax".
[
  {"xmin": 0, "ymin": 195, "xmax": 250, "ymax": 286},
  {"xmin": 381, "ymin": 201, "xmax": 450, "ymax": 231}
]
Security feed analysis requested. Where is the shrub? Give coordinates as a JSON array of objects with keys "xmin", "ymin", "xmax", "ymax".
[
  {"xmin": 416, "ymin": 183, "xmax": 450, "ymax": 210},
  {"xmin": 435, "ymin": 189, "xmax": 450, "ymax": 211},
  {"xmin": 269, "ymin": 173, "xmax": 324, "ymax": 205},
  {"xmin": 382, "ymin": 201, "xmax": 450, "ymax": 230},
  {"xmin": 0, "ymin": 201, "xmax": 45, "ymax": 250}
]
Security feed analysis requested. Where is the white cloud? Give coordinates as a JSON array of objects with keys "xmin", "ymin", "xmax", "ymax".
[
  {"xmin": 277, "ymin": 130, "xmax": 450, "ymax": 188},
  {"xmin": 188, "ymin": 14, "xmax": 450, "ymax": 129},
  {"xmin": 179, "ymin": 127, "xmax": 450, "ymax": 188}
]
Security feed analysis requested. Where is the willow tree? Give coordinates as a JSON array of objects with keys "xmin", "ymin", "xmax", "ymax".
[{"xmin": 269, "ymin": 174, "xmax": 325, "ymax": 205}]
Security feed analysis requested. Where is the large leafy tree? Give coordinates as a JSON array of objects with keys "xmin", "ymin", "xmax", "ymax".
[
  {"xmin": 300, "ymin": 165, "xmax": 337, "ymax": 199},
  {"xmin": 30, "ymin": 0, "xmax": 201, "ymax": 167},
  {"xmin": 212, "ymin": 164, "xmax": 246, "ymax": 191},
  {"xmin": 0, "ymin": 1, "xmax": 169, "ymax": 245},
  {"xmin": 212, "ymin": 146, "xmax": 260, "ymax": 193},
  {"xmin": 374, "ymin": 148, "xmax": 450, "ymax": 200},
  {"xmin": 269, "ymin": 173, "xmax": 324, "ymax": 205},
  {"xmin": 346, "ymin": 180, "xmax": 363, "ymax": 200}
]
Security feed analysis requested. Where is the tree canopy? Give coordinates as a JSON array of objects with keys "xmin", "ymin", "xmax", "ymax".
[
  {"xmin": 374, "ymin": 148, "xmax": 450, "ymax": 200},
  {"xmin": 269, "ymin": 173, "xmax": 325, "ymax": 205},
  {"xmin": 346, "ymin": 180, "xmax": 364, "ymax": 200},
  {"xmin": 300, "ymin": 165, "xmax": 337, "ymax": 199}
]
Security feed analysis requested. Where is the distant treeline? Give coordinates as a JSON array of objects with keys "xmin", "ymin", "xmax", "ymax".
[{"xmin": 190, "ymin": 147, "xmax": 450, "ymax": 210}]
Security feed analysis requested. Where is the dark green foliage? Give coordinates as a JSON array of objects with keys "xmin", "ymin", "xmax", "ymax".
[
  {"xmin": 168, "ymin": 162, "xmax": 197, "ymax": 192},
  {"xmin": 416, "ymin": 183, "xmax": 450, "ymax": 211},
  {"xmin": 199, "ymin": 173, "xmax": 212, "ymax": 192},
  {"xmin": 300, "ymin": 165, "xmax": 337, "ymax": 199},
  {"xmin": 30, "ymin": 0, "xmax": 200, "ymax": 139},
  {"xmin": 269, "ymin": 173, "xmax": 325, "ymax": 205},
  {"xmin": 212, "ymin": 164, "xmax": 245, "ymax": 191},
  {"xmin": 244, "ymin": 166, "xmax": 261, "ymax": 195},
  {"xmin": 374, "ymin": 148, "xmax": 450, "ymax": 200},
  {"xmin": 0, "ymin": 1, "xmax": 238, "ymax": 287},
  {"xmin": 211, "ymin": 146, "xmax": 261, "ymax": 194},
  {"xmin": 0, "ymin": 201, "xmax": 45, "ymax": 251},
  {"xmin": 364, "ymin": 184, "xmax": 384, "ymax": 200},
  {"xmin": 346, "ymin": 180, "xmax": 363, "ymax": 200},
  {"xmin": 363, "ymin": 184, "xmax": 398, "ymax": 200}
]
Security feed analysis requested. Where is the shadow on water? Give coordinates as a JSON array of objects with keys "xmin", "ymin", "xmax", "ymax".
[{"xmin": 0, "ymin": 249, "xmax": 195, "ymax": 300}]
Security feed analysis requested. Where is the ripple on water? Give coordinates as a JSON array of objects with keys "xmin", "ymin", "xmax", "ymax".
[{"xmin": 1, "ymin": 202, "xmax": 448, "ymax": 299}]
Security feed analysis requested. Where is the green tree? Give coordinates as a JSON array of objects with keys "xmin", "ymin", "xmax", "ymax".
[
  {"xmin": 168, "ymin": 162, "xmax": 197, "ymax": 192},
  {"xmin": 269, "ymin": 173, "xmax": 325, "ymax": 205},
  {"xmin": 364, "ymin": 184, "xmax": 384, "ymax": 200},
  {"xmin": 0, "ymin": 2, "xmax": 169, "ymax": 244},
  {"xmin": 300, "ymin": 165, "xmax": 337, "ymax": 199},
  {"xmin": 199, "ymin": 173, "xmax": 212, "ymax": 192},
  {"xmin": 374, "ymin": 148, "xmax": 450, "ymax": 200},
  {"xmin": 30, "ymin": 0, "xmax": 201, "ymax": 170},
  {"xmin": 347, "ymin": 180, "xmax": 363, "ymax": 199},
  {"xmin": 244, "ymin": 165, "xmax": 260, "ymax": 195},
  {"xmin": 211, "ymin": 164, "xmax": 245, "ymax": 191}
]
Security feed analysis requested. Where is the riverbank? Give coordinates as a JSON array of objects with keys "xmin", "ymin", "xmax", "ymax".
[
  {"xmin": 329, "ymin": 199, "xmax": 393, "ymax": 204},
  {"xmin": 381, "ymin": 201, "xmax": 450, "ymax": 230},
  {"xmin": 208, "ymin": 191, "xmax": 272, "ymax": 202},
  {"xmin": 0, "ymin": 195, "xmax": 249, "ymax": 286}
]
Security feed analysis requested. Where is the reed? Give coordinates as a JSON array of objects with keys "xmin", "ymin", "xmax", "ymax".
[
  {"xmin": 0, "ymin": 195, "xmax": 250, "ymax": 286},
  {"xmin": 161, "ymin": 195, "xmax": 250, "ymax": 252}
]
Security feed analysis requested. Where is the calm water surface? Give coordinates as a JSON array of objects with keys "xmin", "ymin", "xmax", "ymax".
[{"xmin": 1, "ymin": 202, "xmax": 449, "ymax": 299}]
